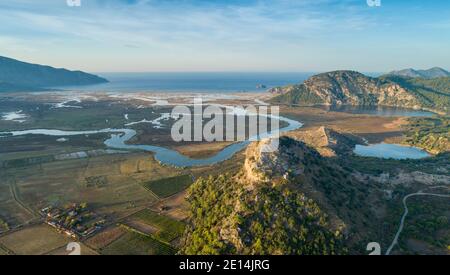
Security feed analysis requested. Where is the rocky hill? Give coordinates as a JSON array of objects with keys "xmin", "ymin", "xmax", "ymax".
[
  {"xmin": 181, "ymin": 136, "xmax": 384, "ymax": 255},
  {"xmin": 270, "ymin": 70, "xmax": 450, "ymax": 113},
  {"xmin": 0, "ymin": 56, "xmax": 108, "ymax": 92}
]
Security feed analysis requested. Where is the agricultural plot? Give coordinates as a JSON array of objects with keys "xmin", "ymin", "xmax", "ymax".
[
  {"xmin": 0, "ymin": 175, "xmax": 36, "ymax": 229},
  {"xmin": 0, "ymin": 224, "xmax": 72, "ymax": 255},
  {"xmin": 5, "ymin": 154, "xmax": 162, "ymax": 221},
  {"xmin": 119, "ymin": 155, "xmax": 180, "ymax": 182},
  {"xmin": 84, "ymin": 226, "xmax": 127, "ymax": 250},
  {"xmin": 130, "ymin": 209, "xmax": 186, "ymax": 243},
  {"xmin": 142, "ymin": 174, "xmax": 193, "ymax": 198},
  {"xmin": 100, "ymin": 231, "xmax": 175, "ymax": 255}
]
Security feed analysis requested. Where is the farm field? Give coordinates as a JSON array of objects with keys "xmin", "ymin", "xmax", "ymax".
[
  {"xmin": 84, "ymin": 225, "xmax": 127, "ymax": 250},
  {"xmin": 100, "ymin": 230, "xmax": 175, "ymax": 255},
  {"xmin": 142, "ymin": 174, "xmax": 193, "ymax": 198},
  {"xmin": 0, "ymin": 224, "xmax": 72, "ymax": 255},
  {"xmin": 127, "ymin": 209, "xmax": 186, "ymax": 243},
  {"xmin": 0, "ymin": 153, "xmax": 176, "ymax": 228}
]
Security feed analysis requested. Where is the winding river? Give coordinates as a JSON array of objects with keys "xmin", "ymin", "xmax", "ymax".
[
  {"xmin": 0, "ymin": 105, "xmax": 434, "ymax": 167},
  {"xmin": 0, "ymin": 109, "xmax": 303, "ymax": 167}
]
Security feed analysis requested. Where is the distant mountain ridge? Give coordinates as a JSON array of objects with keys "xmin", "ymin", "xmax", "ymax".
[
  {"xmin": 270, "ymin": 70, "xmax": 450, "ymax": 113},
  {"xmin": 0, "ymin": 56, "xmax": 108, "ymax": 92},
  {"xmin": 387, "ymin": 67, "xmax": 450, "ymax": 79}
]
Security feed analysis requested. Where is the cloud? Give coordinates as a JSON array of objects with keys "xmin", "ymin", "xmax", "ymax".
[{"xmin": 0, "ymin": 0, "xmax": 448, "ymax": 72}]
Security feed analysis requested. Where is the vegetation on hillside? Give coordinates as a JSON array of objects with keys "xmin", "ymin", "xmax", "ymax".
[
  {"xmin": 381, "ymin": 76, "xmax": 450, "ymax": 111},
  {"xmin": 403, "ymin": 116, "xmax": 450, "ymax": 154},
  {"xmin": 181, "ymin": 173, "xmax": 346, "ymax": 255}
]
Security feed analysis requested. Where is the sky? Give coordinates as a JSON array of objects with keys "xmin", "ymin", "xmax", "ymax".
[{"xmin": 0, "ymin": 0, "xmax": 449, "ymax": 73}]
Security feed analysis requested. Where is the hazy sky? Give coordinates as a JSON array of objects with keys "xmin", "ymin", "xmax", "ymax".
[{"xmin": 0, "ymin": 0, "xmax": 449, "ymax": 73}]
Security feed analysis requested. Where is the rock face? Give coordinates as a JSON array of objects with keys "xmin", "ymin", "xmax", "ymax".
[
  {"xmin": 244, "ymin": 138, "xmax": 314, "ymax": 186},
  {"xmin": 0, "ymin": 56, "xmax": 108, "ymax": 92},
  {"xmin": 286, "ymin": 126, "xmax": 364, "ymax": 157},
  {"xmin": 271, "ymin": 70, "xmax": 423, "ymax": 109},
  {"xmin": 388, "ymin": 67, "xmax": 450, "ymax": 79}
]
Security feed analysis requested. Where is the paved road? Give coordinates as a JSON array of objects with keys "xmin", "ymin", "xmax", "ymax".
[{"xmin": 385, "ymin": 186, "xmax": 450, "ymax": 255}]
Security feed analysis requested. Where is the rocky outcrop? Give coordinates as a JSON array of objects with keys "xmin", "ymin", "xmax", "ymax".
[
  {"xmin": 286, "ymin": 126, "xmax": 364, "ymax": 157},
  {"xmin": 243, "ymin": 137, "xmax": 316, "ymax": 186}
]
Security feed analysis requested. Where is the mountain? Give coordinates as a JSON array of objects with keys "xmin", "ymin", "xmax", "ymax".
[
  {"xmin": 269, "ymin": 70, "xmax": 450, "ymax": 113},
  {"xmin": 388, "ymin": 67, "xmax": 450, "ymax": 79},
  {"xmin": 0, "ymin": 56, "xmax": 108, "ymax": 92}
]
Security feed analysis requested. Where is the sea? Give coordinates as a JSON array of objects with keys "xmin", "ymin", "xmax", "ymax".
[{"xmin": 55, "ymin": 72, "xmax": 314, "ymax": 93}]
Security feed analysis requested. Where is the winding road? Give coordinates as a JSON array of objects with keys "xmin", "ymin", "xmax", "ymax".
[{"xmin": 385, "ymin": 186, "xmax": 450, "ymax": 255}]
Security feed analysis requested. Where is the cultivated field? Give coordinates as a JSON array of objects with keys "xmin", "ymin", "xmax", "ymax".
[
  {"xmin": 0, "ymin": 224, "xmax": 71, "ymax": 255},
  {"xmin": 142, "ymin": 174, "xmax": 193, "ymax": 198},
  {"xmin": 128, "ymin": 209, "xmax": 186, "ymax": 243},
  {"xmin": 100, "ymin": 231, "xmax": 175, "ymax": 255},
  {"xmin": 84, "ymin": 226, "xmax": 127, "ymax": 250}
]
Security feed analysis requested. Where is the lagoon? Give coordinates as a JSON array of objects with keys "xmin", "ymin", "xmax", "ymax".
[
  {"xmin": 354, "ymin": 143, "xmax": 430, "ymax": 160},
  {"xmin": 317, "ymin": 105, "xmax": 434, "ymax": 117}
]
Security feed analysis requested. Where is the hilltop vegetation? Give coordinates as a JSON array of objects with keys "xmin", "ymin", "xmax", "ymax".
[
  {"xmin": 181, "ymin": 174, "xmax": 345, "ymax": 255},
  {"xmin": 380, "ymin": 76, "xmax": 450, "ymax": 112},
  {"xmin": 403, "ymin": 116, "xmax": 450, "ymax": 154},
  {"xmin": 270, "ymin": 71, "xmax": 450, "ymax": 113}
]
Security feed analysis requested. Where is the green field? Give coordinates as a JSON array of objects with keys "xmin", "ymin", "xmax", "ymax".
[
  {"xmin": 132, "ymin": 209, "xmax": 186, "ymax": 243},
  {"xmin": 100, "ymin": 231, "xmax": 175, "ymax": 255},
  {"xmin": 142, "ymin": 174, "xmax": 193, "ymax": 198}
]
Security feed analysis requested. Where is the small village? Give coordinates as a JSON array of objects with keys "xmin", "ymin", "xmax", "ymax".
[{"xmin": 40, "ymin": 203, "xmax": 106, "ymax": 239}]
